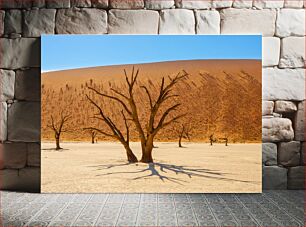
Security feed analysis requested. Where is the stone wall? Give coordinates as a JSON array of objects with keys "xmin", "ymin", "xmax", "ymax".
[{"xmin": 0, "ymin": 0, "xmax": 305, "ymax": 192}]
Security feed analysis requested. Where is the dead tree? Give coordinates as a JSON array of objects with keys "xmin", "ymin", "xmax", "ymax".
[
  {"xmin": 84, "ymin": 94, "xmax": 138, "ymax": 163},
  {"xmin": 87, "ymin": 67, "xmax": 188, "ymax": 163},
  {"xmin": 177, "ymin": 124, "xmax": 192, "ymax": 148},
  {"xmin": 83, "ymin": 129, "xmax": 97, "ymax": 144},
  {"xmin": 209, "ymin": 134, "xmax": 217, "ymax": 146},
  {"xmin": 47, "ymin": 111, "xmax": 71, "ymax": 150}
]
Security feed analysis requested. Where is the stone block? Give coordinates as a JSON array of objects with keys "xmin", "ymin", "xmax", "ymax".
[
  {"xmin": 262, "ymin": 68, "xmax": 305, "ymax": 101},
  {"xmin": 262, "ymin": 37, "xmax": 280, "ymax": 67},
  {"xmin": 263, "ymin": 166, "xmax": 287, "ymax": 189},
  {"xmin": 253, "ymin": 0, "xmax": 284, "ymax": 8},
  {"xmin": 274, "ymin": 101, "xmax": 297, "ymax": 113},
  {"xmin": 15, "ymin": 68, "xmax": 41, "ymax": 101},
  {"xmin": 4, "ymin": 9, "xmax": 22, "ymax": 35},
  {"xmin": 56, "ymin": 8, "xmax": 107, "ymax": 34},
  {"xmin": 276, "ymin": 9, "xmax": 305, "ymax": 37},
  {"xmin": 220, "ymin": 9, "xmax": 276, "ymax": 36},
  {"xmin": 0, "ymin": 69, "xmax": 15, "ymax": 102},
  {"xmin": 8, "ymin": 102, "xmax": 40, "ymax": 142},
  {"xmin": 284, "ymin": 0, "xmax": 304, "ymax": 8},
  {"xmin": 0, "ymin": 38, "xmax": 40, "ymax": 69},
  {"xmin": 294, "ymin": 101, "xmax": 305, "ymax": 141},
  {"xmin": 278, "ymin": 141, "xmax": 301, "ymax": 167},
  {"xmin": 0, "ymin": 10, "xmax": 4, "ymax": 35},
  {"xmin": 301, "ymin": 142, "xmax": 305, "ymax": 165},
  {"xmin": 262, "ymin": 101, "xmax": 274, "ymax": 116},
  {"xmin": 91, "ymin": 0, "xmax": 108, "ymax": 8},
  {"xmin": 262, "ymin": 143, "xmax": 277, "ymax": 166},
  {"xmin": 195, "ymin": 10, "xmax": 220, "ymax": 34},
  {"xmin": 46, "ymin": 0, "xmax": 70, "ymax": 8},
  {"xmin": 288, "ymin": 166, "xmax": 304, "ymax": 189},
  {"xmin": 0, "ymin": 0, "xmax": 32, "ymax": 9},
  {"xmin": 27, "ymin": 143, "xmax": 41, "ymax": 167},
  {"xmin": 212, "ymin": 0, "xmax": 233, "ymax": 8},
  {"xmin": 0, "ymin": 102, "xmax": 7, "ymax": 142},
  {"xmin": 32, "ymin": 0, "xmax": 46, "ymax": 8},
  {"xmin": 175, "ymin": 0, "xmax": 212, "ymax": 9},
  {"xmin": 280, "ymin": 37, "xmax": 305, "ymax": 68},
  {"xmin": 23, "ymin": 9, "xmax": 56, "ymax": 37},
  {"xmin": 110, "ymin": 0, "xmax": 144, "ymax": 8},
  {"xmin": 108, "ymin": 10, "xmax": 159, "ymax": 34},
  {"xmin": 71, "ymin": 0, "xmax": 92, "ymax": 7},
  {"xmin": 232, "ymin": 0, "xmax": 253, "ymax": 8},
  {"xmin": 0, "ymin": 167, "xmax": 40, "ymax": 192},
  {"xmin": 159, "ymin": 9, "xmax": 195, "ymax": 34},
  {"xmin": 0, "ymin": 143, "xmax": 27, "ymax": 169},
  {"xmin": 145, "ymin": 0, "xmax": 175, "ymax": 9},
  {"xmin": 262, "ymin": 118, "xmax": 294, "ymax": 142}
]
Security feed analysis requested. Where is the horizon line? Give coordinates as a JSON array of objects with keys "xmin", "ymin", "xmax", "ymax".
[{"xmin": 42, "ymin": 58, "xmax": 261, "ymax": 73}]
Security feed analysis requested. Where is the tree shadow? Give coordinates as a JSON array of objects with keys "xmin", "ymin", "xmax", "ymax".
[
  {"xmin": 42, "ymin": 148, "xmax": 69, "ymax": 151},
  {"xmin": 89, "ymin": 162, "xmax": 256, "ymax": 185}
]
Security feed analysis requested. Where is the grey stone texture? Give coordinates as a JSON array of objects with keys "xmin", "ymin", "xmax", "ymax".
[
  {"xmin": 263, "ymin": 68, "xmax": 305, "ymax": 101},
  {"xmin": 0, "ymin": 167, "xmax": 40, "ymax": 192},
  {"xmin": 263, "ymin": 166, "xmax": 287, "ymax": 189},
  {"xmin": 15, "ymin": 68, "xmax": 41, "ymax": 101},
  {"xmin": 284, "ymin": 0, "xmax": 304, "ymax": 8},
  {"xmin": 232, "ymin": 0, "xmax": 253, "ymax": 8},
  {"xmin": 0, "ymin": 142, "xmax": 27, "ymax": 169},
  {"xmin": 288, "ymin": 166, "xmax": 304, "ymax": 189},
  {"xmin": 8, "ymin": 102, "xmax": 40, "ymax": 142},
  {"xmin": 46, "ymin": 0, "xmax": 71, "ymax": 8},
  {"xmin": 23, "ymin": 9, "xmax": 56, "ymax": 37},
  {"xmin": 32, "ymin": 0, "xmax": 46, "ymax": 8},
  {"xmin": 280, "ymin": 37, "xmax": 305, "ymax": 68},
  {"xmin": 275, "ymin": 9, "xmax": 305, "ymax": 37},
  {"xmin": 145, "ymin": 0, "xmax": 175, "ymax": 9},
  {"xmin": 0, "ymin": 10, "xmax": 4, "ymax": 35},
  {"xmin": 175, "ymin": 0, "xmax": 212, "ymax": 9},
  {"xmin": 262, "ymin": 143, "xmax": 277, "ymax": 166},
  {"xmin": 253, "ymin": 0, "xmax": 284, "ymax": 9},
  {"xmin": 0, "ymin": 0, "xmax": 32, "ymax": 9},
  {"xmin": 294, "ymin": 101, "xmax": 305, "ymax": 141},
  {"xmin": 262, "ymin": 118, "xmax": 294, "ymax": 142},
  {"xmin": 159, "ymin": 9, "xmax": 195, "ymax": 34},
  {"xmin": 4, "ymin": 9, "xmax": 22, "ymax": 35},
  {"xmin": 0, "ymin": 38, "xmax": 40, "ymax": 69},
  {"xmin": 278, "ymin": 141, "xmax": 301, "ymax": 167},
  {"xmin": 108, "ymin": 10, "xmax": 159, "ymax": 34},
  {"xmin": 301, "ymin": 142, "xmax": 305, "ymax": 165},
  {"xmin": 262, "ymin": 37, "xmax": 280, "ymax": 67},
  {"xmin": 195, "ymin": 10, "xmax": 220, "ymax": 34},
  {"xmin": 0, "ymin": 102, "xmax": 7, "ymax": 142},
  {"xmin": 274, "ymin": 101, "xmax": 297, "ymax": 113},
  {"xmin": 262, "ymin": 101, "xmax": 274, "ymax": 116},
  {"xmin": 27, "ymin": 143, "xmax": 41, "ymax": 167},
  {"xmin": 56, "ymin": 8, "xmax": 107, "ymax": 34},
  {"xmin": 71, "ymin": 0, "xmax": 92, "ymax": 7},
  {"xmin": 0, "ymin": 69, "xmax": 15, "ymax": 102},
  {"xmin": 91, "ymin": 0, "xmax": 109, "ymax": 8},
  {"xmin": 110, "ymin": 0, "xmax": 144, "ymax": 9},
  {"xmin": 220, "ymin": 9, "xmax": 276, "ymax": 36}
]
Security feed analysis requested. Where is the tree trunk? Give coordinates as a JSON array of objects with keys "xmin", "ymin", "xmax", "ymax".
[
  {"xmin": 140, "ymin": 138, "xmax": 154, "ymax": 163},
  {"xmin": 125, "ymin": 146, "xmax": 138, "ymax": 163},
  {"xmin": 55, "ymin": 136, "xmax": 61, "ymax": 150},
  {"xmin": 91, "ymin": 135, "xmax": 95, "ymax": 144},
  {"xmin": 178, "ymin": 135, "xmax": 183, "ymax": 148}
]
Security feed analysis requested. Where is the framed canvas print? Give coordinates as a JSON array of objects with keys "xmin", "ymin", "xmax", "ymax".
[{"xmin": 41, "ymin": 35, "xmax": 262, "ymax": 193}]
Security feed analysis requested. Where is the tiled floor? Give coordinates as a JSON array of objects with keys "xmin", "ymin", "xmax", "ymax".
[{"xmin": 1, "ymin": 190, "xmax": 304, "ymax": 226}]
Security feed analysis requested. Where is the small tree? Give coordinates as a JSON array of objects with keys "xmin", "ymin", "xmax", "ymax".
[
  {"xmin": 175, "ymin": 124, "xmax": 192, "ymax": 148},
  {"xmin": 47, "ymin": 111, "xmax": 71, "ymax": 150},
  {"xmin": 83, "ymin": 129, "xmax": 98, "ymax": 144}
]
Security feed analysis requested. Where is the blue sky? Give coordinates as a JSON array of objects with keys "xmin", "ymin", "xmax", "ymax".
[{"xmin": 41, "ymin": 35, "xmax": 261, "ymax": 72}]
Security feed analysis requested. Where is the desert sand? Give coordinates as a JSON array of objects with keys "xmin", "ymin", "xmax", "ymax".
[{"xmin": 41, "ymin": 142, "xmax": 261, "ymax": 193}]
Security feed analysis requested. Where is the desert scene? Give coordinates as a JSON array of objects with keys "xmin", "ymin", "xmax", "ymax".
[{"xmin": 41, "ymin": 59, "xmax": 262, "ymax": 193}]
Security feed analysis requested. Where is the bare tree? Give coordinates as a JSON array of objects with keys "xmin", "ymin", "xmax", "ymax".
[
  {"xmin": 84, "ymin": 93, "xmax": 138, "ymax": 163},
  {"xmin": 175, "ymin": 123, "xmax": 192, "ymax": 148},
  {"xmin": 83, "ymin": 129, "xmax": 98, "ymax": 144},
  {"xmin": 47, "ymin": 111, "xmax": 71, "ymax": 150},
  {"xmin": 87, "ymin": 67, "xmax": 188, "ymax": 163}
]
